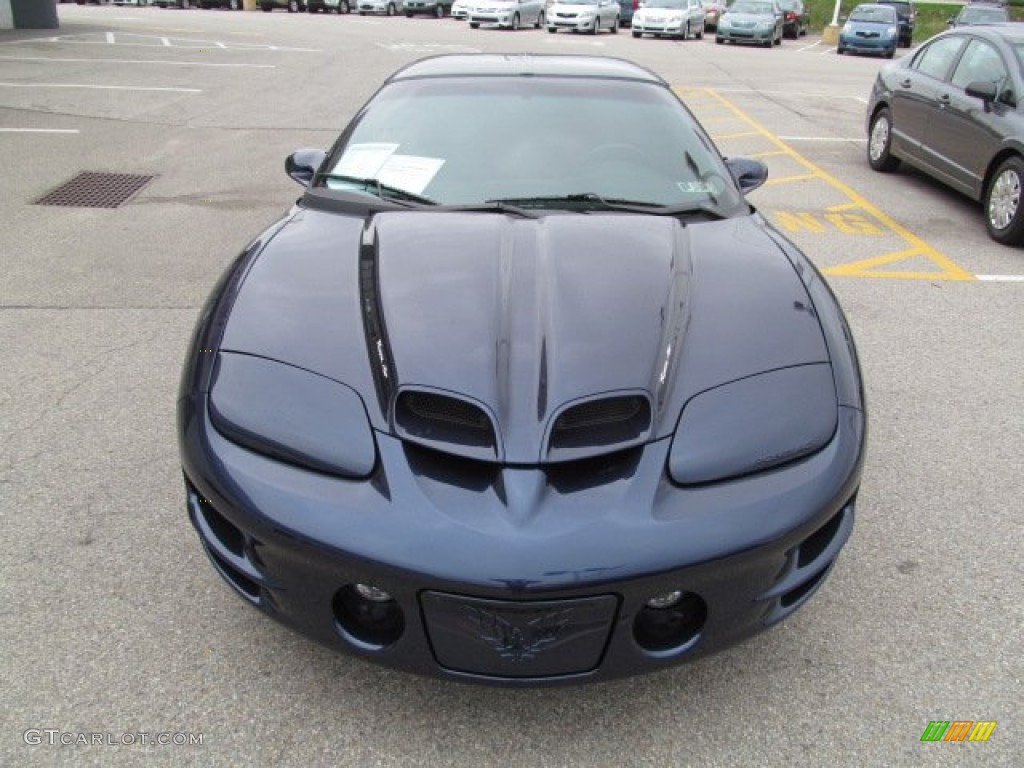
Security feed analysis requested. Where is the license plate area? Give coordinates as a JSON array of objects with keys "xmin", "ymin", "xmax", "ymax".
[{"xmin": 421, "ymin": 592, "xmax": 618, "ymax": 678}]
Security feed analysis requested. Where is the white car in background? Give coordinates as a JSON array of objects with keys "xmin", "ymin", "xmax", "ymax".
[
  {"xmin": 451, "ymin": 0, "xmax": 471, "ymax": 16},
  {"xmin": 547, "ymin": 0, "xmax": 620, "ymax": 33},
  {"xmin": 469, "ymin": 0, "xmax": 546, "ymax": 27},
  {"xmin": 632, "ymin": 0, "xmax": 706, "ymax": 38},
  {"xmin": 357, "ymin": 0, "xmax": 400, "ymax": 13}
]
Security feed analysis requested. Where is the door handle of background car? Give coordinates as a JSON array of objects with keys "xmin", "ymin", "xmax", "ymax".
[
  {"xmin": 936, "ymin": 93, "xmax": 951, "ymax": 107},
  {"xmin": 899, "ymin": 78, "xmax": 912, "ymax": 89}
]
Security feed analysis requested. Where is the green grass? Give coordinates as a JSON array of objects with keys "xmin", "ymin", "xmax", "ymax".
[{"xmin": 804, "ymin": 0, "xmax": 1024, "ymax": 41}]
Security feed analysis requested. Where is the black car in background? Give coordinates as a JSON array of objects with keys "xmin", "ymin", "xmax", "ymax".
[
  {"xmin": 778, "ymin": 0, "xmax": 809, "ymax": 38},
  {"xmin": 867, "ymin": 26, "xmax": 1024, "ymax": 244},
  {"xmin": 179, "ymin": 54, "xmax": 865, "ymax": 685},
  {"xmin": 875, "ymin": 0, "xmax": 915, "ymax": 46}
]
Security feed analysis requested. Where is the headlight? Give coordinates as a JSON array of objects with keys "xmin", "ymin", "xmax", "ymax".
[
  {"xmin": 209, "ymin": 352, "xmax": 377, "ymax": 478},
  {"xmin": 884, "ymin": 27, "xmax": 896, "ymax": 38},
  {"xmin": 578, "ymin": 12, "xmax": 594, "ymax": 20},
  {"xmin": 668, "ymin": 364, "xmax": 838, "ymax": 485}
]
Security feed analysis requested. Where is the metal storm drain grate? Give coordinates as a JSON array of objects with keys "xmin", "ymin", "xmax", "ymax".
[{"xmin": 34, "ymin": 172, "xmax": 156, "ymax": 209}]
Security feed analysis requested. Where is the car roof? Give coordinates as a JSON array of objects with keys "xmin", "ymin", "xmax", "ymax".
[
  {"xmin": 389, "ymin": 55, "xmax": 665, "ymax": 85},
  {"xmin": 945, "ymin": 23, "xmax": 1024, "ymax": 43}
]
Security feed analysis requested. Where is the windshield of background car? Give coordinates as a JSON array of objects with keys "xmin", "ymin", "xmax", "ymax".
[
  {"xmin": 959, "ymin": 7, "xmax": 1008, "ymax": 22},
  {"xmin": 851, "ymin": 6, "xmax": 896, "ymax": 22},
  {"xmin": 729, "ymin": 2, "xmax": 773, "ymax": 15},
  {"xmin": 323, "ymin": 76, "xmax": 744, "ymax": 214},
  {"xmin": 778, "ymin": 0, "xmax": 801, "ymax": 12}
]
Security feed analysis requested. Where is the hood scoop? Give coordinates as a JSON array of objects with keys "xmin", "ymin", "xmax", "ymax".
[
  {"xmin": 547, "ymin": 394, "xmax": 653, "ymax": 463},
  {"xmin": 394, "ymin": 388, "xmax": 500, "ymax": 463}
]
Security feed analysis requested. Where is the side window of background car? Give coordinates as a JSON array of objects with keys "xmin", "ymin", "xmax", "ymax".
[
  {"xmin": 912, "ymin": 36, "xmax": 966, "ymax": 81},
  {"xmin": 951, "ymin": 40, "xmax": 1010, "ymax": 102}
]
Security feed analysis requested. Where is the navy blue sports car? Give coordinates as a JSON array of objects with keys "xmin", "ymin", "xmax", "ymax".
[{"xmin": 178, "ymin": 54, "xmax": 866, "ymax": 685}]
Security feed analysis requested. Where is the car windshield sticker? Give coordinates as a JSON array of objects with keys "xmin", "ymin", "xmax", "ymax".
[{"xmin": 677, "ymin": 180, "xmax": 722, "ymax": 195}]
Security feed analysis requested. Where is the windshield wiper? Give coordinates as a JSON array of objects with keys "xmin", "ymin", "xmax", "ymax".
[
  {"xmin": 436, "ymin": 201, "xmax": 539, "ymax": 219},
  {"xmin": 317, "ymin": 173, "xmax": 437, "ymax": 206},
  {"xmin": 488, "ymin": 193, "xmax": 727, "ymax": 219}
]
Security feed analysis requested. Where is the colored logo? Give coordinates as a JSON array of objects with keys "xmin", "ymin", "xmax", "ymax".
[{"xmin": 920, "ymin": 721, "xmax": 997, "ymax": 742}]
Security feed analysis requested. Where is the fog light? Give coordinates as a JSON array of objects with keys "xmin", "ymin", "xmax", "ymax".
[
  {"xmin": 355, "ymin": 583, "xmax": 393, "ymax": 602},
  {"xmin": 633, "ymin": 591, "xmax": 707, "ymax": 655},
  {"xmin": 646, "ymin": 590, "xmax": 683, "ymax": 609},
  {"xmin": 334, "ymin": 584, "xmax": 404, "ymax": 650}
]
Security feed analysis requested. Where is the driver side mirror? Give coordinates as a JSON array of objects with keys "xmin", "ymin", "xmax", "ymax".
[
  {"xmin": 285, "ymin": 148, "xmax": 328, "ymax": 187},
  {"xmin": 725, "ymin": 157, "xmax": 769, "ymax": 194}
]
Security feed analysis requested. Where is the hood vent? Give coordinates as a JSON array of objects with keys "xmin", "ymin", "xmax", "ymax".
[
  {"xmin": 394, "ymin": 389, "xmax": 499, "ymax": 462},
  {"xmin": 548, "ymin": 395, "xmax": 652, "ymax": 461}
]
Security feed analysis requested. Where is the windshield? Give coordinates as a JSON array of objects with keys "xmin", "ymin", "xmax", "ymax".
[
  {"xmin": 850, "ymin": 6, "xmax": 896, "ymax": 21},
  {"xmin": 644, "ymin": 0, "xmax": 686, "ymax": 9},
  {"xmin": 322, "ymin": 76, "xmax": 743, "ymax": 215},
  {"xmin": 959, "ymin": 7, "xmax": 1007, "ymax": 22},
  {"xmin": 728, "ymin": 2, "xmax": 774, "ymax": 15}
]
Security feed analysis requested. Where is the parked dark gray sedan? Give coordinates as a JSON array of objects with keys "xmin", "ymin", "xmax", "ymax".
[{"xmin": 866, "ymin": 26, "xmax": 1024, "ymax": 244}]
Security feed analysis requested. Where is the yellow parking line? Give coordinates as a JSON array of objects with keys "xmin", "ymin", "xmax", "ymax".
[
  {"xmin": 764, "ymin": 173, "xmax": 819, "ymax": 186},
  {"xmin": 711, "ymin": 130, "xmax": 765, "ymax": 141},
  {"xmin": 689, "ymin": 88, "xmax": 974, "ymax": 281}
]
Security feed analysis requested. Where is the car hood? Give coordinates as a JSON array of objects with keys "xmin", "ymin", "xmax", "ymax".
[
  {"xmin": 723, "ymin": 12, "xmax": 774, "ymax": 22},
  {"xmin": 219, "ymin": 207, "xmax": 830, "ymax": 463}
]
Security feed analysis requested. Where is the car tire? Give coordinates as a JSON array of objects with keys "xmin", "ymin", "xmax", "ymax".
[
  {"xmin": 868, "ymin": 108, "xmax": 900, "ymax": 173},
  {"xmin": 535, "ymin": 10, "xmax": 544, "ymax": 27},
  {"xmin": 632, "ymin": 29, "xmax": 641, "ymax": 38},
  {"xmin": 262, "ymin": 3, "xmax": 273, "ymax": 10},
  {"xmin": 590, "ymin": 17, "xmax": 599, "ymax": 34},
  {"xmin": 229, "ymin": 0, "xmax": 241, "ymax": 8},
  {"xmin": 387, "ymin": 1, "xmax": 395, "ymax": 13},
  {"xmin": 611, "ymin": 15, "xmax": 618, "ymax": 33},
  {"xmin": 985, "ymin": 156, "xmax": 1024, "ymax": 245},
  {"xmin": 681, "ymin": 20, "xmax": 689, "ymax": 39},
  {"xmin": 886, "ymin": 47, "xmax": 895, "ymax": 59},
  {"xmin": 547, "ymin": 25, "xmax": 557, "ymax": 32},
  {"xmin": 836, "ymin": 46, "xmax": 844, "ymax": 54},
  {"xmin": 695, "ymin": 21, "xmax": 703, "ymax": 39},
  {"xmin": 470, "ymin": 20, "xmax": 479, "ymax": 26},
  {"xmin": 715, "ymin": 36, "xmax": 723, "ymax": 44}
]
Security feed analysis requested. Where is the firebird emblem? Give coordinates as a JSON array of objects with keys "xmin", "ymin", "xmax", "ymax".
[{"xmin": 464, "ymin": 606, "xmax": 573, "ymax": 662}]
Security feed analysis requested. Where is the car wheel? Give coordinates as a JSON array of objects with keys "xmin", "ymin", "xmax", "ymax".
[
  {"xmin": 836, "ymin": 45, "xmax": 844, "ymax": 54},
  {"xmin": 695, "ymin": 21, "xmax": 703, "ymax": 39},
  {"xmin": 535, "ymin": 10, "xmax": 544, "ymax": 27},
  {"xmin": 610, "ymin": 15, "xmax": 618, "ymax": 33},
  {"xmin": 868, "ymin": 108, "xmax": 900, "ymax": 173},
  {"xmin": 632, "ymin": 29, "xmax": 641, "ymax": 38},
  {"xmin": 341, "ymin": 0, "xmax": 350, "ymax": 11},
  {"xmin": 470, "ymin": 20, "xmax": 479, "ymax": 26},
  {"xmin": 547, "ymin": 25, "xmax": 557, "ymax": 33},
  {"xmin": 229, "ymin": 0, "xmax": 241, "ymax": 8},
  {"xmin": 715, "ymin": 36, "xmax": 723, "ymax": 44},
  {"xmin": 262, "ymin": 3, "xmax": 273, "ymax": 10},
  {"xmin": 680, "ymin": 20, "xmax": 689, "ymax": 39},
  {"xmin": 886, "ymin": 47, "xmax": 895, "ymax": 59},
  {"xmin": 590, "ymin": 17, "xmax": 599, "ymax": 34},
  {"xmin": 985, "ymin": 156, "xmax": 1024, "ymax": 245},
  {"xmin": 387, "ymin": 1, "xmax": 395, "ymax": 13}
]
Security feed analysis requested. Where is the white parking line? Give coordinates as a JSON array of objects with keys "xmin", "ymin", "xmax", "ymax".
[
  {"xmin": 976, "ymin": 274, "xmax": 1024, "ymax": 282},
  {"xmin": 0, "ymin": 128, "xmax": 80, "ymax": 134},
  {"xmin": 0, "ymin": 82, "xmax": 201, "ymax": 93},
  {"xmin": 0, "ymin": 55, "xmax": 274, "ymax": 69}
]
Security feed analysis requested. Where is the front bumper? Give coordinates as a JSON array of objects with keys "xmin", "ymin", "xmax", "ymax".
[
  {"xmin": 839, "ymin": 34, "xmax": 896, "ymax": 54},
  {"xmin": 180, "ymin": 390, "xmax": 863, "ymax": 685},
  {"xmin": 716, "ymin": 26, "xmax": 774, "ymax": 43},
  {"xmin": 634, "ymin": 20, "xmax": 686, "ymax": 36},
  {"xmin": 548, "ymin": 15, "xmax": 596, "ymax": 31}
]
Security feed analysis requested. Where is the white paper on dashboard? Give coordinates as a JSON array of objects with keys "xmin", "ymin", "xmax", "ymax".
[
  {"xmin": 332, "ymin": 143, "xmax": 400, "ymax": 179},
  {"xmin": 377, "ymin": 155, "xmax": 446, "ymax": 196}
]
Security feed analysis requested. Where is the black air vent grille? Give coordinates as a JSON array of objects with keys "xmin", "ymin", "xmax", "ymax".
[
  {"xmin": 395, "ymin": 391, "xmax": 497, "ymax": 456},
  {"xmin": 550, "ymin": 395, "xmax": 651, "ymax": 452}
]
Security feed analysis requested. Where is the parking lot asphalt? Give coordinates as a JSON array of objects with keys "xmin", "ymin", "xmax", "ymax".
[{"xmin": 1, "ymin": 6, "xmax": 1021, "ymax": 767}]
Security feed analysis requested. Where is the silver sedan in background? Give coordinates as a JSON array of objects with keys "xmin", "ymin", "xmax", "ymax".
[
  {"xmin": 469, "ymin": 0, "xmax": 546, "ymax": 28},
  {"xmin": 547, "ymin": 0, "xmax": 621, "ymax": 33}
]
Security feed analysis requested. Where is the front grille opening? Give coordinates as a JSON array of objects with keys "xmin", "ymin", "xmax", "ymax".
[
  {"xmin": 395, "ymin": 391, "xmax": 496, "ymax": 451},
  {"xmin": 34, "ymin": 171, "xmax": 155, "ymax": 208},
  {"xmin": 798, "ymin": 510, "xmax": 844, "ymax": 569},
  {"xmin": 550, "ymin": 395, "xmax": 651, "ymax": 451},
  {"xmin": 780, "ymin": 562, "xmax": 831, "ymax": 608},
  {"xmin": 197, "ymin": 498, "xmax": 245, "ymax": 559},
  {"xmin": 546, "ymin": 446, "xmax": 642, "ymax": 493},
  {"xmin": 206, "ymin": 546, "xmax": 261, "ymax": 601},
  {"xmin": 403, "ymin": 442, "xmax": 499, "ymax": 491}
]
